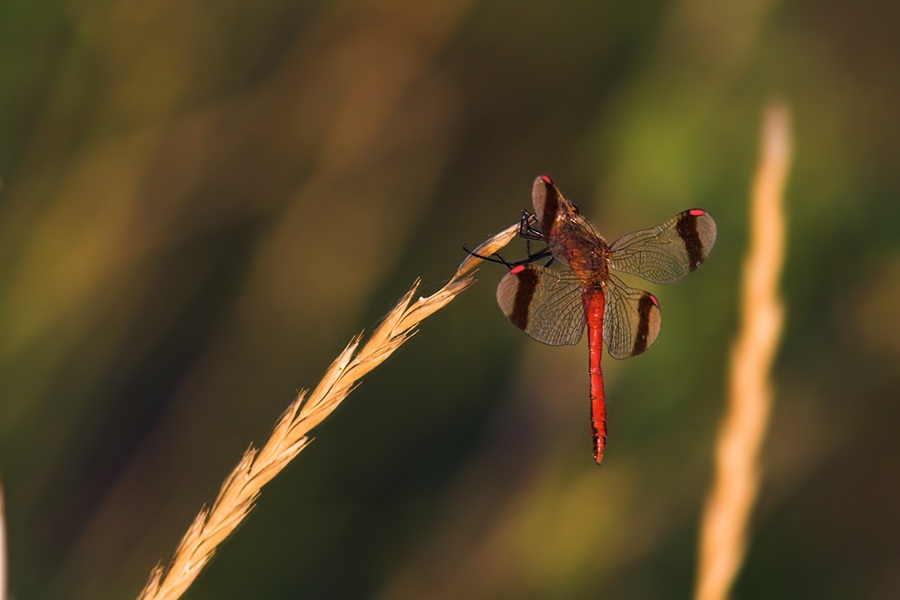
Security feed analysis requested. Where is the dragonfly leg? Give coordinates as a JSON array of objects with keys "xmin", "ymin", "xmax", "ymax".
[
  {"xmin": 462, "ymin": 244, "xmax": 553, "ymax": 270},
  {"xmin": 461, "ymin": 245, "xmax": 516, "ymax": 268},
  {"xmin": 462, "ymin": 210, "xmax": 552, "ymax": 270},
  {"xmin": 517, "ymin": 210, "xmax": 554, "ymax": 262},
  {"xmin": 512, "ymin": 246, "xmax": 553, "ymax": 268},
  {"xmin": 518, "ymin": 210, "xmax": 545, "ymax": 241}
]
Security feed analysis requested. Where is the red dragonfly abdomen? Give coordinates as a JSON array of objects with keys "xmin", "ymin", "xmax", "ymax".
[{"xmin": 584, "ymin": 286, "xmax": 607, "ymax": 465}]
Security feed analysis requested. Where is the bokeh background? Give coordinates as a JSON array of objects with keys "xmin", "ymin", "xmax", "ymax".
[{"xmin": 1, "ymin": 0, "xmax": 898, "ymax": 598}]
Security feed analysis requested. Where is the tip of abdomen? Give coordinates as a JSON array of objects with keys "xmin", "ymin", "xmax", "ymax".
[{"xmin": 592, "ymin": 433, "xmax": 606, "ymax": 465}]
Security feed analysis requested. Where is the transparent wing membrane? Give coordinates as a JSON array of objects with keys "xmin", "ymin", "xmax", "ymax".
[
  {"xmin": 609, "ymin": 209, "xmax": 716, "ymax": 284},
  {"xmin": 603, "ymin": 281, "xmax": 661, "ymax": 359},
  {"xmin": 496, "ymin": 265, "xmax": 586, "ymax": 346}
]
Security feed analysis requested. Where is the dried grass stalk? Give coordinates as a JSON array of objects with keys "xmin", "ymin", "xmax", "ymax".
[
  {"xmin": 136, "ymin": 222, "xmax": 520, "ymax": 600},
  {"xmin": 694, "ymin": 102, "xmax": 791, "ymax": 600}
]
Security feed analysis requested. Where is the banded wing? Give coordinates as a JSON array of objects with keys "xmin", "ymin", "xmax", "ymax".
[
  {"xmin": 496, "ymin": 265, "xmax": 586, "ymax": 346},
  {"xmin": 531, "ymin": 174, "xmax": 566, "ymax": 236},
  {"xmin": 603, "ymin": 280, "xmax": 661, "ymax": 359},
  {"xmin": 609, "ymin": 209, "xmax": 716, "ymax": 284}
]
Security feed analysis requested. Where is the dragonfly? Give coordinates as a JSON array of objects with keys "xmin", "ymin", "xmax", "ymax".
[{"xmin": 477, "ymin": 175, "xmax": 716, "ymax": 465}]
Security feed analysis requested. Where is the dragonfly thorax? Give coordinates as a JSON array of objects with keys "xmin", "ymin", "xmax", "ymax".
[{"xmin": 547, "ymin": 219, "xmax": 611, "ymax": 286}]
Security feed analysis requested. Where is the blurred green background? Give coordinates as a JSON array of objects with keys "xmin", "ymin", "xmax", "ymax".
[{"xmin": 1, "ymin": 0, "xmax": 898, "ymax": 598}]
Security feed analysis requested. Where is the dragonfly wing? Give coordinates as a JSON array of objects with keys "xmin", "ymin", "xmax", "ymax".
[
  {"xmin": 609, "ymin": 209, "xmax": 716, "ymax": 284},
  {"xmin": 603, "ymin": 281, "xmax": 661, "ymax": 359},
  {"xmin": 532, "ymin": 175, "xmax": 566, "ymax": 236},
  {"xmin": 496, "ymin": 265, "xmax": 586, "ymax": 346}
]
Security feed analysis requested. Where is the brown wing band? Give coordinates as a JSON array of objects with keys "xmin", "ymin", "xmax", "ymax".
[
  {"xmin": 509, "ymin": 267, "xmax": 539, "ymax": 331},
  {"xmin": 537, "ymin": 177, "xmax": 560, "ymax": 235},
  {"xmin": 631, "ymin": 293, "xmax": 657, "ymax": 355},
  {"xmin": 676, "ymin": 212, "xmax": 705, "ymax": 272}
]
